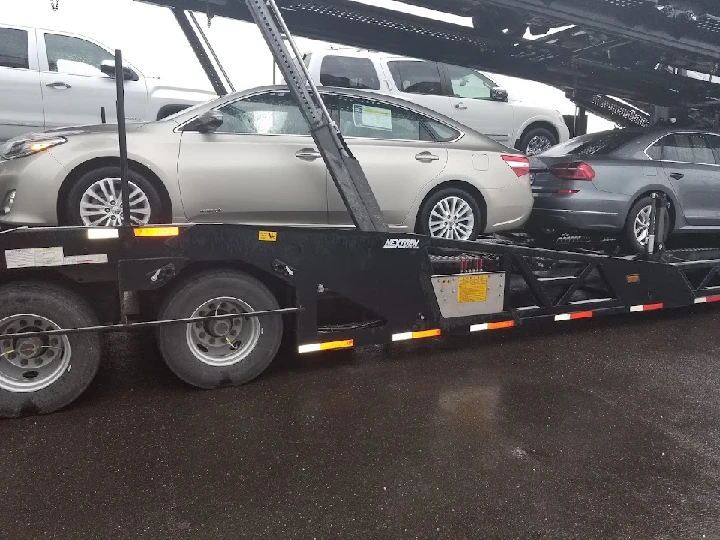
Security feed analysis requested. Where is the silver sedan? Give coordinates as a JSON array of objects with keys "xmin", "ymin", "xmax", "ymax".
[{"xmin": 0, "ymin": 85, "xmax": 533, "ymax": 240}]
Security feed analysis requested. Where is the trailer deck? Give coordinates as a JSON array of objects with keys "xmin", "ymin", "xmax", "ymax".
[{"xmin": 2, "ymin": 0, "xmax": 720, "ymax": 417}]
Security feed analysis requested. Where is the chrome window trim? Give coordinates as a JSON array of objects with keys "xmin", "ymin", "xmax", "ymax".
[
  {"xmin": 643, "ymin": 130, "xmax": 720, "ymax": 167},
  {"xmin": 173, "ymin": 89, "xmax": 465, "ymax": 144}
]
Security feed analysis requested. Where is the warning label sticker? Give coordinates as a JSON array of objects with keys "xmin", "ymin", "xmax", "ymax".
[
  {"xmin": 458, "ymin": 274, "xmax": 488, "ymax": 303},
  {"xmin": 258, "ymin": 231, "xmax": 277, "ymax": 242}
]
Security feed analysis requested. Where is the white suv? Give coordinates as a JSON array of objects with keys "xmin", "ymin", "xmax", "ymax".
[
  {"xmin": 303, "ymin": 49, "xmax": 570, "ymax": 155},
  {"xmin": 0, "ymin": 24, "xmax": 217, "ymax": 142}
]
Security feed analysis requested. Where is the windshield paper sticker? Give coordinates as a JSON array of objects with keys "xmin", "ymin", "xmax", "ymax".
[{"xmin": 354, "ymin": 104, "xmax": 392, "ymax": 131}]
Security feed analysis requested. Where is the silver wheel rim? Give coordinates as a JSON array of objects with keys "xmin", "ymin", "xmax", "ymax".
[
  {"xmin": 428, "ymin": 196, "xmax": 475, "ymax": 240},
  {"xmin": 185, "ymin": 296, "xmax": 262, "ymax": 367},
  {"xmin": 0, "ymin": 314, "xmax": 71, "ymax": 393},
  {"xmin": 525, "ymin": 135, "xmax": 553, "ymax": 156},
  {"xmin": 634, "ymin": 205, "xmax": 652, "ymax": 245},
  {"xmin": 80, "ymin": 177, "xmax": 151, "ymax": 226}
]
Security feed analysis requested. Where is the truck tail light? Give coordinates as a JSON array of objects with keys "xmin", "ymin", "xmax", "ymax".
[
  {"xmin": 548, "ymin": 161, "xmax": 595, "ymax": 180},
  {"xmin": 501, "ymin": 155, "xmax": 530, "ymax": 177}
]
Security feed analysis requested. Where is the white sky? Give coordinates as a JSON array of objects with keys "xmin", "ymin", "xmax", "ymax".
[{"xmin": 4, "ymin": 0, "xmax": 614, "ymax": 132}]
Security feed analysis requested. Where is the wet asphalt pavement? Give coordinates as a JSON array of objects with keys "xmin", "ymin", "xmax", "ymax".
[{"xmin": 2, "ymin": 307, "xmax": 720, "ymax": 539}]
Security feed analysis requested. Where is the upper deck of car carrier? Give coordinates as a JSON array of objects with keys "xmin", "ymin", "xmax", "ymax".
[{"xmin": 1, "ymin": 0, "xmax": 720, "ymax": 418}]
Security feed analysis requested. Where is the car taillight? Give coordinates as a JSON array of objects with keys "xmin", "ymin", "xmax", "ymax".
[
  {"xmin": 548, "ymin": 161, "xmax": 595, "ymax": 180},
  {"xmin": 501, "ymin": 154, "xmax": 530, "ymax": 177}
]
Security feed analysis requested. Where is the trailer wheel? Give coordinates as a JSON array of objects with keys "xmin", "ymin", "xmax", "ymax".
[
  {"xmin": 0, "ymin": 282, "xmax": 101, "ymax": 418},
  {"xmin": 157, "ymin": 270, "xmax": 283, "ymax": 389}
]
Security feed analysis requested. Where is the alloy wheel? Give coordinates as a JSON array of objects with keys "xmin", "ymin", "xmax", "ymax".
[
  {"xmin": 525, "ymin": 135, "xmax": 553, "ymax": 156},
  {"xmin": 428, "ymin": 196, "xmax": 475, "ymax": 240},
  {"xmin": 79, "ymin": 177, "xmax": 151, "ymax": 226}
]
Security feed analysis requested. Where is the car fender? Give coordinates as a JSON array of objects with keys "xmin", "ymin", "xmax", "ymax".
[
  {"xmin": 400, "ymin": 170, "xmax": 491, "ymax": 229},
  {"xmin": 626, "ymin": 183, "xmax": 684, "ymax": 229},
  {"xmin": 49, "ymin": 134, "xmax": 185, "ymax": 221}
]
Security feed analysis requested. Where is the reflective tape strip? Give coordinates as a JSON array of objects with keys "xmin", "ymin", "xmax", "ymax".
[
  {"xmin": 695, "ymin": 295, "xmax": 720, "ymax": 304},
  {"xmin": 298, "ymin": 339, "xmax": 353, "ymax": 354},
  {"xmin": 134, "ymin": 226, "xmax": 179, "ymax": 237},
  {"xmin": 87, "ymin": 228, "xmax": 119, "ymax": 239},
  {"xmin": 554, "ymin": 311, "xmax": 593, "ymax": 322},
  {"xmin": 392, "ymin": 329, "xmax": 441, "ymax": 341},
  {"xmin": 470, "ymin": 320, "xmax": 514, "ymax": 332},
  {"xmin": 630, "ymin": 303, "xmax": 663, "ymax": 312}
]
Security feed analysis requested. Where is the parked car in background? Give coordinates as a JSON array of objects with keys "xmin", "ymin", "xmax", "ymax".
[
  {"xmin": 0, "ymin": 23, "xmax": 217, "ymax": 142},
  {"xmin": 0, "ymin": 85, "xmax": 533, "ymax": 240},
  {"xmin": 302, "ymin": 48, "xmax": 570, "ymax": 155},
  {"xmin": 528, "ymin": 128, "xmax": 720, "ymax": 253}
]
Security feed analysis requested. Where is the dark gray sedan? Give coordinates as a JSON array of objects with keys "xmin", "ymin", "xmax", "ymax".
[{"xmin": 528, "ymin": 128, "xmax": 720, "ymax": 252}]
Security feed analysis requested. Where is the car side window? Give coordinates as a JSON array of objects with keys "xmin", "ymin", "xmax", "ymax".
[
  {"xmin": 661, "ymin": 133, "xmax": 715, "ymax": 164},
  {"xmin": 704, "ymin": 134, "xmax": 720, "ymax": 165},
  {"xmin": 45, "ymin": 33, "xmax": 114, "ymax": 76},
  {"xmin": 386, "ymin": 60, "xmax": 444, "ymax": 96},
  {"xmin": 0, "ymin": 28, "xmax": 30, "ymax": 69},
  {"xmin": 445, "ymin": 64, "xmax": 494, "ymax": 100},
  {"xmin": 336, "ymin": 95, "xmax": 443, "ymax": 141},
  {"xmin": 319, "ymin": 56, "xmax": 380, "ymax": 90},
  {"xmin": 215, "ymin": 92, "xmax": 310, "ymax": 136}
]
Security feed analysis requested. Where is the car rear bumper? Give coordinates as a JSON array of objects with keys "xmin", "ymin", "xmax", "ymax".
[{"xmin": 529, "ymin": 191, "xmax": 629, "ymax": 232}]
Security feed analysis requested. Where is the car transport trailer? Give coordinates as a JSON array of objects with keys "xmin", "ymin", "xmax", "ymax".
[{"xmin": 1, "ymin": 0, "xmax": 720, "ymax": 418}]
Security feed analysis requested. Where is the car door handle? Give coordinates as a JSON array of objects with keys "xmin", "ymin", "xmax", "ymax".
[
  {"xmin": 46, "ymin": 81, "xmax": 71, "ymax": 89},
  {"xmin": 416, "ymin": 151, "xmax": 440, "ymax": 162},
  {"xmin": 455, "ymin": 102, "xmax": 468, "ymax": 110},
  {"xmin": 669, "ymin": 172, "xmax": 684, "ymax": 180},
  {"xmin": 295, "ymin": 149, "xmax": 321, "ymax": 160}
]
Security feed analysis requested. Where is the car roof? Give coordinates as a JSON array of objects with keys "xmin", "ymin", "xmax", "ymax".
[{"xmin": 190, "ymin": 84, "xmax": 477, "ymax": 137}]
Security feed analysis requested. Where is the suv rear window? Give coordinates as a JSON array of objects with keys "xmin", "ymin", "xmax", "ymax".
[
  {"xmin": 541, "ymin": 130, "xmax": 640, "ymax": 157},
  {"xmin": 0, "ymin": 28, "xmax": 29, "ymax": 69},
  {"xmin": 319, "ymin": 55, "xmax": 380, "ymax": 90}
]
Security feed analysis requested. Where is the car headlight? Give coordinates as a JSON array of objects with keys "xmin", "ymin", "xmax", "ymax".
[{"xmin": 0, "ymin": 136, "xmax": 67, "ymax": 161}]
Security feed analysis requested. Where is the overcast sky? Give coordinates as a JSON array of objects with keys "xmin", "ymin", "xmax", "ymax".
[{"xmin": 5, "ymin": 0, "xmax": 613, "ymax": 132}]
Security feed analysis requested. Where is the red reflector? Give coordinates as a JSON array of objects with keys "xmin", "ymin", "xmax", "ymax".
[
  {"xmin": 557, "ymin": 189, "xmax": 579, "ymax": 195},
  {"xmin": 549, "ymin": 161, "xmax": 595, "ymax": 181},
  {"xmin": 644, "ymin": 303, "xmax": 664, "ymax": 311},
  {"xmin": 502, "ymin": 154, "xmax": 530, "ymax": 177},
  {"xmin": 707, "ymin": 295, "xmax": 720, "ymax": 303}
]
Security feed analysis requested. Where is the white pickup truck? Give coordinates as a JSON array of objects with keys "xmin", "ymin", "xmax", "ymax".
[
  {"xmin": 303, "ymin": 48, "xmax": 570, "ymax": 155},
  {"xmin": 0, "ymin": 24, "xmax": 217, "ymax": 142}
]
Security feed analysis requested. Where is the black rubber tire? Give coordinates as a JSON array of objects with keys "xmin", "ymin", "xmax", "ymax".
[
  {"xmin": 156, "ymin": 270, "xmax": 283, "ymax": 389},
  {"xmin": 623, "ymin": 195, "xmax": 671, "ymax": 255},
  {"xmin": 0, "ymin": 282, "xmax": 101, "ymax": 418},
  {"xmin": 418, "ymin": 187, "xmax": 483, "ymax": 241},
  {"xmin": 64, "ymin": 165, "xmax": 163, "ymax": 226},
  {"xmin": 518, "ymin": 127, "xmax": 558, "ymax": 156}
]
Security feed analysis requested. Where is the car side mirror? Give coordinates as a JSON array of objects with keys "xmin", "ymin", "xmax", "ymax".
[
  {"xmin": 100, "ymin": 60, "xmax": 139, "ymax": 81},
  {"xmin": 490, "ymin": 87, "xmax": 509, "ymax": 102},
  {"xmin": 186, "ymin": 110, "xmax": 224, "ymax": 134}
]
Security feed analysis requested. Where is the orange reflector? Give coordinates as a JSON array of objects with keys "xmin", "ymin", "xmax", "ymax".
[
  {"xmin": 133, "ymin": 226, "xmax": 180, "ymax": 237},
  {"xmin": 392, "ymin": 329, "xmax": 441, "ymax": 341},
  {"xmin": 626, "ymin": 274, "xmax": 640, "ymax": 284},
  {"xmin": 298, "ymin": 339, "xmax": 353, "ymax": 354},
  {"xmin": 470, "ymin": 320, "xmax": 514, "ymax": 332}
]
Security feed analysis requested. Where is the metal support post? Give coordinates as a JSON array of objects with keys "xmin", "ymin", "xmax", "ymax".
[
  {"xmin": 242, "ymin": 0, "xmax": 388, "ymax": 233},
  {"xmin": 115, "ymin": 50, "xmax": 131, "ymax": 228}
]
